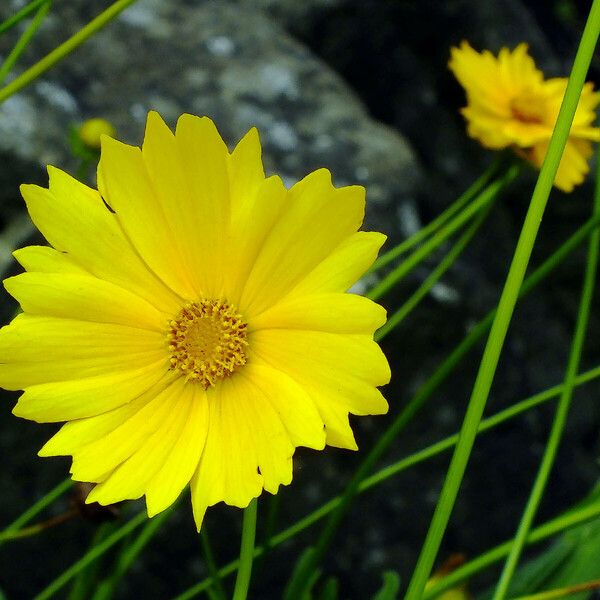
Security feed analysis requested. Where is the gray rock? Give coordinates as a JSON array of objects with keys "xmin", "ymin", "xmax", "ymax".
[
  {"xmin": 0, "ymin": 1, "xmax": 421, "ymax": 598},
  {"xmin": 0, "ymin": 0, "xmax": 420, "ymax": 240}
]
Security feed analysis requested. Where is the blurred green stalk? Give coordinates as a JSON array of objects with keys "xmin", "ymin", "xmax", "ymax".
[
  {"xmin": 0, "ymin": 0, "xmax": 51, "ymax": 87},
  {"xmin": 404, "ymin": 3, "xmax": 600, "ymax": 597},
  {"xmin": 0, "ymin": 0, "xmax": 139, "ymax": 105}
]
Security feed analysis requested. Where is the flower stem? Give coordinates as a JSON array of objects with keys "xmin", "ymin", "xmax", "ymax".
[
  {"xmin": 0, "ymin": 0, "xmax": 48, "ymax": 35},
  {"xmin": 90, "ymin": 505, "xmax": 177, "ymax": 600},
  {"xmin": 0, "ymin": 507, "xmax": 77, "ymax": 542},
  {"xmin": 173, "ymin": 212, "xmax": 600, "ymax": 600},
  {"xmin": 375, "ymin": 165, "xmax": 518, "ymax": 341},
  {"xmin": 232, "ymin": 499, "xmax": 258, "ymax": 600},
  {"xmin": 33, "ymin": 511, "xmax": 146, "ymax": 600},
  {"xmin": 0, "ymin": 478, "xmax": 71, "ymax": 548},
  {"xmin": 512, "ymin": 579, "xmax": 600, "ymax": 600},
  {"xmin": 403, "ymin": 5, "xmax": 600, "ymax": 598},
  {"xmin": 423, "ymin": 499, "xmax": 600, "ymax": 599},
  {"xmin": 367, "ymin": 177, "xmax": 503, "ymax": 301},
  {"xmin": 370, "ymin": 156, "xmax": 503, "ymax": 274},
  {"xmin": 492, "ymin": 153, "xmax": 600, "ymax": 600},
  {"xmin": 283, "ymin": 211, "xmax": 600, "ymax": 600},
  {"xmin": 0, "ymin": 0, "xmax": 139, "ymax": 105},
  {"xmin": 201, "ymin": 526, "xmax": 227, "ymax": 600},
  {"xmin": 172, "ymin": 468, "xmax": 600, "ymax": 600},
  {"xmin": 0, "ymin": 0, "xmax": 51, "ymax": 86}
]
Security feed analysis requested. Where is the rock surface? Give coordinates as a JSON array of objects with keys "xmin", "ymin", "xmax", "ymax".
[{"xmin": 1, "ymin": 1, "xmax": 599, "ymax": 598}]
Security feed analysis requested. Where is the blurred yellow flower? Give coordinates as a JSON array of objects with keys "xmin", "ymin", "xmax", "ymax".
[
  {"xmin": 449, "ymin": 41, "xmax": 600, "ymax": 192},
  {"xmin": 78, "ymin": 117, "xmax": 117, "ymax": 149},
  {"xmin": 0, "ymin": 112, "xmax": 390, "ymax": 529}
]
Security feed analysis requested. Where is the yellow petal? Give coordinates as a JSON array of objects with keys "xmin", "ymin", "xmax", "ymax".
[
  {"xmin": 529, "ymin": 139, "xmax": 593, "ymax": 193},
  {"xmin": 0, "ymin": 350, "xmax": 164, "ymax": 390},
  {"xmin": 448, "ymin": 42, "xmax": 511, "ymax": 119},
  {"xmin": 0, "ymin": 312, "xmax": 165, "ymax": 389},
  {"xmin": 21, "ymin": 168, "xmax": 180, "ymax": 313},
  {"xmin": 13, "ymin": 360, "xmax": 172, "ymax": 422},
  {"xmin": 39, "ymin": 381, "xmax": 166, "ymax": 457},
  {"xmin": 174, "ymin": 114, "xmax": 231, "ymax": 297},
  {"xmin": 501, "ymin": 119, "xmax": 551, "ymax": 147},
  {"xmin": 240, "ymin": 170, "xmax": 365, "ymax": 315},
  {"xmin": 0, "ymin": 315, "xmax": 162, "ymax": 363},
  {"xmin": 191, "ymin": 381, "xmax": 264, "ymax": 529},
  {"xmin": 228, "ymin": 369, "xmax": 295, "ymax": 494},
  {"xmin": 86, "ymin": 378, "xmax": 190, "ymax": 505},
  {"xmin": 98, "ymin": 135, "xmax": 197, "ymax": 301},
  {"xmin": 251, "ymin": 329, "xmax": 390, "ymax": 389},
  {"xmin": 13, "ymin": 246, "xmax": 87, "ymax": 274},
  {"xmin": 70, "ymin": 375, "xmax": 182, "ymax": 481},
  {"xmin": 250, "ymin": 293, "xmax": 386, "ymax": 335},
  {"xmin": 242, "ymin": 357, "xmax": 326, "ymax": 450},
  {"xmin": 4, "ymin": 273, "xmax": 165, "ymax": 331},
  {"xmin": 228, "ymin": 127, "xmax": 265, "ymax": 214},
  {"xmin": 146, "ymin": 384, "xmax": 209, "ymax": 517},
  {"xmin": 251, "ymin": 329, "xmax": 389, "ymax": 447},
  {"xmin": 290, "ymin": 232, "xmax": 386, "ymax": 296},
  {"xmin": 141, "ymin": 112, "xmax": 224, "ymax": 298},
  {"xmin": 224, "ymin": 175, "xmax": 287, "ymax": 305}
]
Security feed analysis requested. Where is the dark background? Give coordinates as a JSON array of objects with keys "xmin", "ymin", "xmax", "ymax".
[{"xmin": 1, "ymin": 1, "xmax": 600, "ymax": 598}]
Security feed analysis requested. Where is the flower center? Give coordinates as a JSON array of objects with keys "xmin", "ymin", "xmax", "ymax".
[
  {"xmin": 168, "ymin": 300, "xmax": 248, "ymax": 388},
  {"xmin": 510, "ymin": 90, "xmax": 547, "ymax": 124}
]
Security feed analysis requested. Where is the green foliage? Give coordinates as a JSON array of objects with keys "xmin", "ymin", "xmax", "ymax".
[
  {"xmin": 316, "ymin": 577, "xmax": 339, "ymax": 600},
  {"xmin": 486, "ymin": 485, "xmax": 600, "ymax": 600},
  {"xmin": 373, "ymin": 571, "xmax": 401, "ymax": 600}
]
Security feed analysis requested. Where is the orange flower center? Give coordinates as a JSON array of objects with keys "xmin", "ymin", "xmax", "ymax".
[
  {"xmin": 168, "ymin": 300, "xmax": 248, "ymax": 388},
  {"xmin": 510, "ymin": 90, "xmax": 547, "ymax": 125}
]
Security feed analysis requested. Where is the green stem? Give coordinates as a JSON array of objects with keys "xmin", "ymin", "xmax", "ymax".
[
  {"xmin": 367, "ymin": 170, "xmax": 512, "ymax": 302},
  {"xmin": 173, "ymin": 469, "xmax": 600, "ymax": 600},
  {"xmin": 493, "ymin": 155, "xmax": 600, "ymax": 600},
  {"xmin": 512, "ymin": 578, "xmax": 600, "ymax": 600},
  {"xmin": 284, "ymin": 210, "xmax": 600, "ymax": 600},
  {"xmin": 33, "ymin": 511, "xmax": 146, "ymax": 600},
  {"xmin": 232, "ymin": 499, "xmax": 258, "ymax": 600},
  {"xmin": 0, "ymin": 0, "xmax": 51, "ymax": 86},
  {"xmin": 0, "ymin": 0, "xmax": 48, "ymax": 35},
  {"xmin": 0, "ymin": 478, "xmax": 71, "ymax": 548},
  {"xmin": 254, "ymin": 493, "xmax": 281, "ymax": 578},
  {"xmin": 0, "ymin": 508, "xmax": 76, "ymax": 543},
  {"xmin": 376, "ymin": 166, "xmax": 517, "ymax": 341},
  {"xmin": 362, "ymin": 362, "xmax": 600, "ymax": 492},
  {"xmin": 370, "ymin": 157, "xmax": 503, "ymax": 274},
  {"xmin": 172, "ymin": 359, "xmax": 600, "ymax": 600},
  {"xmin": 0, "ymin": 0, "xmax": 139, "ymax": 105},
  {"xmin": 423, "ymin": 500, "xmax": 600, "ymax": 599},
  {"xmin": 69, "ymin": 521, "xmax": 120, "ymax": 600},
  {"xmin": 91, "ymin": 505, "xmax": 177, "ymax": 600},
  {"xmin": 173, "ymin": 213, "xmax": 600, "ymax": 600},
  {"xmin": 201, "ymin": 526, "xmax": 227, "ymax": 600},
  {"xmin": 404, "ymin": 5, "xmax": 600, "ymax": 597}
]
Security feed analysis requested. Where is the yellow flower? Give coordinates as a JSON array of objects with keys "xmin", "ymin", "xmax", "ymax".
[
  {"xmin": 78, "ymin": 117, "xmax": 117, "ymax": 149},
  {"xmin": 0, "ymin": 112, "xmax": 390, "ymax": 529},
  {"xmin": 448, "ymin": 41, "xmax": 600, "ymax": 192}
]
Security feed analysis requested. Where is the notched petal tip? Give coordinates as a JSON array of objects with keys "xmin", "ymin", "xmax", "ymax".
[{"xmin": 143, "ymin": 110, "xmax": 175, "ymax": 145}]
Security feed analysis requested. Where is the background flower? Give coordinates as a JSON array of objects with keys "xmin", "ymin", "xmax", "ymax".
[{"xmin": 449, "ymin": 41, "xmax": 600, "ymax": 191}]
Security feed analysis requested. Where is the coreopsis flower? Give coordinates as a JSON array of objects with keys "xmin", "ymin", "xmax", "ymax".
[
  {"xmin": 78, "ymin": 118, "xmax": 117, "ymax": 150},
  {"xmin": 0, "ymin": 112, "xmax": 390, "ymax": 528},
  {"xmin": 449, "ymin": 41, "xmax": 600, "ymax": 192}
]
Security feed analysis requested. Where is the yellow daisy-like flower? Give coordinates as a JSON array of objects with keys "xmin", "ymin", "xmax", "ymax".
[
  {"xmin": 0, "ymin": 112, "xmax": 390, "ymax": 529},
  {"xmin": 449, "ymin": 41, "xmax": 600, "ymax": 192}
]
